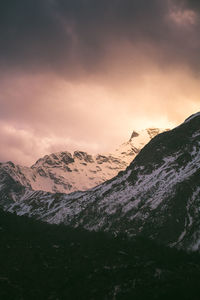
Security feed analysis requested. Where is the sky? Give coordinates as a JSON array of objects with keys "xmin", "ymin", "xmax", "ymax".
[{"xmin": 0, "ymin": 0, "xmax": 200, "ymax": 165}]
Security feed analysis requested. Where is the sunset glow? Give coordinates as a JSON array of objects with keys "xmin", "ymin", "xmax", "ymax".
[{"xmin": 0, "ymin": 0, "xmax": 200, "ymax": 164}]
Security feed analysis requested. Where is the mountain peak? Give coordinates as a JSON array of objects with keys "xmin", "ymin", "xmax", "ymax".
[
  {"xmin": 32, "ymin": 151, "xmax": 74, "ymax": 168},
  {"xmin": 129, "ymin": 128, "xmax": 170, "ymax": 143},
  {"xmin": 129, "ymin": 130, "xmax": 139, "ymax": 141},
  {"xmin": 73, "ymin": 151, "xmax": 94, "ymax": 162},
  {"xmin": 146, "ymin": 128, "xmax": 162, "ymax": 139}
]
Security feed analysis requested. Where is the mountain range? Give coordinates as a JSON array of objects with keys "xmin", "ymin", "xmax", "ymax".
[
  {"xmin": 0, "ymin": 113, "xmax": 200, "ymax": 251},
  {"xmin": 0, "ymin": 128, "xmax": 166, "ymax": 194}
]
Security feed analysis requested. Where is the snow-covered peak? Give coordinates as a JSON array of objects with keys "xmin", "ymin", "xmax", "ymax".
[
  {"xmin": 113, "ymin": 128, "xmax": 168, "ymax": 162},
  {"xmin": 129, "ymin": 128, "xmax": 166, "ymax": 142},
  {"xmin": 32, "ymin": 151, "xmax": 75, "ymax": 168},
  {"xmin": 0, "ymin": 127, "xmax": 168, "ymax": 194}
]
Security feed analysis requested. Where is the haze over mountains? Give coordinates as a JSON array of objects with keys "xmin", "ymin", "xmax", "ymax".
[
  {"xmin": 0, "ymin": 128, "xmax": 166, "ymax": 193},
  {"xmin": 0, "ymin": 112, "xmax": 200, "ymax": 251}
]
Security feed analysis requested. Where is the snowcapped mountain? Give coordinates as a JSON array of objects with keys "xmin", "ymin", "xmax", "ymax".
[
  {"xmin": 0, "ymin": 128, "xmax": 166, "ymax": 194},
  {"xmin": 0, "ymin": 113, "xmax": 200, "ymax": 251}
]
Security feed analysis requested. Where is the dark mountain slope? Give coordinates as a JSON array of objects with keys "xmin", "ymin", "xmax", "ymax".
[{"xmin": 129, "ymin": 112, "xmax": 200, "ymax": 168}]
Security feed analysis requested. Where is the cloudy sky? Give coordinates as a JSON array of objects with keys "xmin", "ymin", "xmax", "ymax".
[{"xmin": 0, "ymin": 0, "xmax": 200, "ymax": 165}]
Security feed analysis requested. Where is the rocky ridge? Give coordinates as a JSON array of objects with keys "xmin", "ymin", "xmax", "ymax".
[{"xmin": 0, "ymin": 128, "xmax": 166, "ymax": 193}]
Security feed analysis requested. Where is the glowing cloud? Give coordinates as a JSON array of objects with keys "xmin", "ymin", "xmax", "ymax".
[{"xmin": 0, "ymin": 0, "xmax": 200, "ymax": 164}]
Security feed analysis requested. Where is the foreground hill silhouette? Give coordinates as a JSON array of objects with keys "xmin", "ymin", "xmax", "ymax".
[{"xmin": 1, "ymin": 209, "xmax": 200, "ymax": 300}]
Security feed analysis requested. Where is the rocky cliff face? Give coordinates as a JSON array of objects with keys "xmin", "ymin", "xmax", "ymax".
[
  {"xmin": 0, "ymin": 113, "xmax": 200, "ymax": 251},
  {"xmin": 0, "ymin": 128, "xmax": 166, "ymax": 193}
]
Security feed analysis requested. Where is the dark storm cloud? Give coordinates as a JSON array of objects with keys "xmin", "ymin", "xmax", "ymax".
[
  {"xmin": 0, "ymin": 0, "xmax": 200, "ymax": 165},
  {"xmin": 178, "ymin": 0, "xmax": 200, "ymax": 10},
  {"xmin": 0, "ymin": 0, "xmax": 74, "ymax": 72},
  {"xmin": 0, "ymin": 0, "xmax": 200, "ymax": 75}
]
